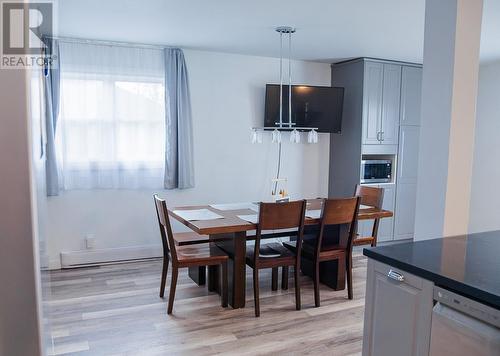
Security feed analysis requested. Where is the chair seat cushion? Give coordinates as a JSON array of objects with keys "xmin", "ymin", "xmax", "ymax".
[
  {"xmin": 175, "ymin": 244, "xmax": 228, "ymax": 265},
  {"xmin": 246, "ymin": 242, "xmax": 295, "ymax": 268},
  {"xmin": 283, "ymin": 240, "xmax": 342, "ymax": 252},
  {"xmin": 283, "ymin": 240, "xmax": 316, "ymax": 257},
  {"xmin": 283, "ymin": 240, "xmax": 345, "ymax": 261}
]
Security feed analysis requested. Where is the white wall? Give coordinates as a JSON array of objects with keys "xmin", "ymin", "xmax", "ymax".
[
  {"xmin": 46, "ymin": 49, "xmax": 331, "ymax": 268},
  {"xmin": 469, "ymin": 60, "xmax": 500, "ymax": 233}
]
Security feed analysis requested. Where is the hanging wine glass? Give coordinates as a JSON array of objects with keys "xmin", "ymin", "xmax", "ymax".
[
  {"xmin": 251, "ymin": 129, "xmax": 258, "ymax": 144},
  {"xmin": 272, "ymin": 129, "xmax": 282, "ymax": 143},
  {"xmin": 251, "ymin": 129, "xmax": 263, "ymax": 144},
  {"xmin": 307, "ymin": 129, "xmax": 318, "ymax": 144}
]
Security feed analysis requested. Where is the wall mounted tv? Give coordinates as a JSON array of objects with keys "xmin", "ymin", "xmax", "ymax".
[{"xmin": 264, "ymin": 84, "xmax": 344, "ymax": 133}]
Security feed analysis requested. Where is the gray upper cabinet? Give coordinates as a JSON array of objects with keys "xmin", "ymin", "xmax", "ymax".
[
  {"xmin": 363, "ymin": 259, "xmax": 433, "ymax": 356},
  {"xmin": 362, "ymin": 61, "xmax": 401, "ymax": 146},
  {"xmin": 362, "ymin": 62, "xmax": 384, "ymax": 145},
  {"xmin": 400, "ymin": 66, "xmax": 423, "ymax": 126},
  {"xmin": 380, "ymin": 64, "xmax": 401, "ymax": 145}
]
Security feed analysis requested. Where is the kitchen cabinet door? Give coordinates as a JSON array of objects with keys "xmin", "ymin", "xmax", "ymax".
[
  {"xmin": 363, "ymin": 259, "xmax": 433, "ymax": 356},
  {"xmin": 380, "ymin": 64, "xmax": 401, "ymax": 145},
  {"xmin": 394, "ymin": 183, "xmax": 418, "ymax": 240},
  {"xmin": 400, "ymin": 66, "xmax": 423, "ymax": 126},
  {"xmin": 397, "ymin": 125, "xmax": 420, "ymax": 184},
  {"xmin": 377, "ymin": 184, "xmax": 395, "ymax": 242},
  {"xmin": 394, "ymin": 125, "xmax": 420, "ymax": 240},
  {"xmin": 362, "ymin": 62, "xmax": 384, "ymax": 145}
]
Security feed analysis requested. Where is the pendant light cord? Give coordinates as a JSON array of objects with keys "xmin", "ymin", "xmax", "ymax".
[
  {"xmin": 272, "ymin": 26, "xmax": 294, "ymax": 196},
  {"xmin": 279, "ymin": 32, "xmax": 283, "ymax": 127},
  {"xmin": 273, "ymin": 142, "xmax": 282, "ymax": 195},
  {"xmin": 288, "ymin": 31, "xmax": 292, "ymax": 126},
  {"xmin": 274, "ymin": 29, "xmax": 284, "ymax": 195}
]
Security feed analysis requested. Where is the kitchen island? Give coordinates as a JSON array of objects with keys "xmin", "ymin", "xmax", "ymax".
[{"xmin": 362, "ymin": 231, "xmax": 500, "ymax": 356}]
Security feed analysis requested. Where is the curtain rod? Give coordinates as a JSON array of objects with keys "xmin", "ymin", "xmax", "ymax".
[{"xmin": 44, "ymin": 35, "xmax": 178, "ymax": 50}]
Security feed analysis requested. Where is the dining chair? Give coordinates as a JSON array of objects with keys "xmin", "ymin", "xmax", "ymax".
[
  {"xmin": 353, "ymin": 184, "xmax": 384, "ymax": 247},
  {"xmin": 246, "ymin": 200, "xmax": 307, "ymax": 317},
  {"xmin": 283, "ymin": 197, "xmax": 360, "ymax": 307},
  {"xmin": 153, "ymin": 195, "xmax": 228, "ymax": 314}
]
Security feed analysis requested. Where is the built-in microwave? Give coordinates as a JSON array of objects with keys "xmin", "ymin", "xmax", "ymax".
[{"xmin": 360, "ymin": 159, "xmax": 392, "ymax": 184}]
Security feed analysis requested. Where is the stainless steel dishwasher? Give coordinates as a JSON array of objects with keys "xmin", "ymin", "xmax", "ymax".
[{"xmin": 429, "ymin": 286, "xmax": 500, "ymax": 356}]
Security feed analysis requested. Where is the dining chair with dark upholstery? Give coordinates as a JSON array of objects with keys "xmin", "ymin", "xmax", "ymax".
[
  {"xmin": 283, "ymin": 197, "xmax": 360, "ymax": 307},
  {"xmin": 246, "ymin": 200, "xmax": 307, "ymax": 317},
  {"xmin": 154, "ymin": 195, "xmax": 228, "ymax": 314}
]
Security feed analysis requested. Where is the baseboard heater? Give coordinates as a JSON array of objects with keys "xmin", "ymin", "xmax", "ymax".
[{"xmin": 60, "ymin": 245, "xmax": 163, "ymax": 268}]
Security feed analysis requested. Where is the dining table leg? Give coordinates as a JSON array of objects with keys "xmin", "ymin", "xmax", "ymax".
[
  {"xmin": 299, "ymin": 224, "xmax": 347, "ymax": 290},
  {"xmin": 207, "ymin": 265, "xmax": 220, "ymax": 293},
  {"xmin": 188, "ymin": 266, "xmax": 206, "ymax": 286},
  {"xmin": 213, "ymin": 231, "xmax": 247, "ymax": 309}
]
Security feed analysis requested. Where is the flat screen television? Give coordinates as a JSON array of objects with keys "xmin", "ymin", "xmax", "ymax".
[{"xmin": 264, "ymin": 84, "xmax": 344, "ymax": 133}]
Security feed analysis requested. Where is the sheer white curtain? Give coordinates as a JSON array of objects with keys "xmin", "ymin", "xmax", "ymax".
[{"xmin": 56, "ymin": 41, "xmax": 166, "ymax": 189}]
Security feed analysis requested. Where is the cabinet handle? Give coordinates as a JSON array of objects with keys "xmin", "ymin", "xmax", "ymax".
[
  {"xmin": 380, "ymin": 131, "xmax": 385, "ymax": 141},
  {"xmin": 387, "ymin": 269, "xmax": 404, "ymax": 282},
  {"xmin": 376, "ymin": 132, "xmax": 381, "ymax": 142}
]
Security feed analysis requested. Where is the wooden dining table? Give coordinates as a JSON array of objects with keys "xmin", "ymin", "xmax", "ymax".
[{"xmin": 168, "ymin": 199, "xmax": 393, "ymax": 309}]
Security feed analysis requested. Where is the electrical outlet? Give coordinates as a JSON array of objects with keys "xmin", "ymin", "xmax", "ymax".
[{"xmin": 85, "ymin": 234, "xmax": 96, "ymax": 249}]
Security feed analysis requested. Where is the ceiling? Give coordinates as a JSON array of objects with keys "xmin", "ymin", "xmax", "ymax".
[{"xmin": 56, "ymin": 0, "xmax": 500, "ymax": 64}]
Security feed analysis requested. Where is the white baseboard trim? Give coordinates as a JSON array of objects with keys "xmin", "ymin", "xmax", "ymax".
[
  {"xmin": 60, "ymin": 245, "xmax": 163, "ymax": 269},
  {"xmin": 39, "ymin": 254, "xmax": 50, "ymax": 270},
  {"xmin": 48, "ymin": 258, "xmax": 61, "ymax": 270}
]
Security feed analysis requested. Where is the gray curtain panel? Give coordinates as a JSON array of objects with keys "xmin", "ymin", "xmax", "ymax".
[
  {"xmin": 163, "ymin": 48, "xmax": 195, "ymax": 189},
  {"xmin": 43, "ymin": 38, "xmax": 61, "ymax": 196}
]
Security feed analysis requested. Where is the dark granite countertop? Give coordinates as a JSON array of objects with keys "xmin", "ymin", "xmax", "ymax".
[{"xmin": 363, "ymin": 231, "xmax": 500, "ymax": 310}]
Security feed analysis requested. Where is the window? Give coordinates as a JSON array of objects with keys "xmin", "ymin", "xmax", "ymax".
[{"xmin": 56, "ymin": 42, "xmax": 166, "ymax": 189}]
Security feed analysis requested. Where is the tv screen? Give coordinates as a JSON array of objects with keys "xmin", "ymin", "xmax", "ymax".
[{"xmin": 264, "ymin": 84, "xmax": 344, "ymax": 133}]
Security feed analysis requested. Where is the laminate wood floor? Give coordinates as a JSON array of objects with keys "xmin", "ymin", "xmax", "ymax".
[{"xmin": 44, "ymin": 250, "xmax": 367, "ymax": 356}]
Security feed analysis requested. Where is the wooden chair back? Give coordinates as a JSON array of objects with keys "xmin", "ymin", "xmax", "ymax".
[
  {"xmin": 354, "ymin": 184, "xmax": 384, "ymax": 208},
  {"xmin": 354, "ymin": 185, "xmax": 384, "ymax": 245},
  {"xmin": 153, "ymin": 195, "xmax": 178, "ymax": 262},
  {"xmin": 315, "ymin": 197, "xmax": 360, "ymax": 255},
  {"xmin": 254, "ymin": 200, "xmax": 307, "ymax": 265}
]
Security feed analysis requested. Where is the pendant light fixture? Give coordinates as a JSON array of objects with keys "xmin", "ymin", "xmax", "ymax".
[{"xmin": 252, "ymin": 26, "xmax": 319, "ymax": 144}]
